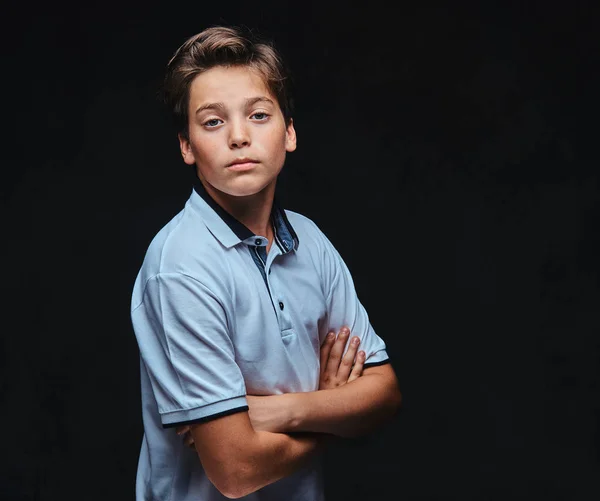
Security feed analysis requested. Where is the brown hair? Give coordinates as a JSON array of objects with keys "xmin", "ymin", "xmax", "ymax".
[{"xmin": 162, "ymin": 26, "xmax": 294, "ymax": 140}]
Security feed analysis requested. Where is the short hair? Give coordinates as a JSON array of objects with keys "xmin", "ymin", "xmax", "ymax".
[{"xmin": 162, "ymin": 26, "xmax": 294, "ymax": 140}]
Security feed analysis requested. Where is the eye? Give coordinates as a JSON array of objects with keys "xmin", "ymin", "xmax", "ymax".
[
  {"xmin": 251, "ymin": 112, "xmax": 270, "ymax": 121},
  {"xmin": 203, "ymin": 118, "xmax": 223, "ymax": 128}
]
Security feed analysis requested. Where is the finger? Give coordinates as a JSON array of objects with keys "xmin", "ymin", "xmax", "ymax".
[
  {"xmin": 337, "ymin": 335, "xmax": 360, "ymax": 379},
  {"xmin": 185, "ymin": 433, "xmax": 195, "ymax": 448},
  {"xmin": 347, "ymin": 350, "xmax": 366, "ymax": 383},
  {"xmin": 176, "ymin": 425, "xmax": 190, "ymax": 436},
  {"xmin": 319, "ymin": 332, "xmax": 335, "ymax": 373},
  {"xmin": 325, "ymin": 327, "xmax": 350, "ymax": 375}
]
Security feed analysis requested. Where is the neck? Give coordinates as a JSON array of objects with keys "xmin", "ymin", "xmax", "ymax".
[{"xmin": 200, "ymin": 178, "xmax": 276, "ymax": 239}]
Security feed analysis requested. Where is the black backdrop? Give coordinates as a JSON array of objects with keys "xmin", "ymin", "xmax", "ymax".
[{"xmin": 2, "ymin": 1, "xmax": 598, "ymax": 500}]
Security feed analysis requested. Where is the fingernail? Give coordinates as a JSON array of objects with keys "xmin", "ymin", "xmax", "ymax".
[
  {"xmin": 352, "ymin": 337, "xmax": 359, "ymax": 345},
  {"xmin": 359, "ymin": 351, "xmax": 365, "ymax": 358},
  {"xmin": 327, "ymin": 332, "xmax": 335, "ymax": 340}
]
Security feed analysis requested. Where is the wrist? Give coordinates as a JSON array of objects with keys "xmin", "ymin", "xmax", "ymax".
[{"xmin": 283, "ymin": 391, "xmax": 307, "ymax": 432}]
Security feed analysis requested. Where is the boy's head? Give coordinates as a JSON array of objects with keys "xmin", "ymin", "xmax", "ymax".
[
  {"xmin": 162, "ymin": 26, "xmax": 294, "ymax": 142},
  {"xmin": 161, "ymin": 25, "xmax": 297, "ymax": 199}
]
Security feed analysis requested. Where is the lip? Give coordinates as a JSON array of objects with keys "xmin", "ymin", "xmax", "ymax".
[{"xmin": 226, "ymin": 158, "xmax": 259, "ymax": 171}]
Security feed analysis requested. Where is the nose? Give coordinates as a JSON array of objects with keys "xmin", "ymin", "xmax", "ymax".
[{"xmin": 228, "ymin": 118, "xmax": 251, "ymax": 149}]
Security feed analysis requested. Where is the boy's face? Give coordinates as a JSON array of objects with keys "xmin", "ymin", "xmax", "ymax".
[{"xmin": 179, "ymin": 65, "xmax": 296, "ymax": 198}]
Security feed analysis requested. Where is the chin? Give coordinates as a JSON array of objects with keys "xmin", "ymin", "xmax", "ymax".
[{"xmin": 218, "ymin": 178, "xmax": 274, "ymax": 198}]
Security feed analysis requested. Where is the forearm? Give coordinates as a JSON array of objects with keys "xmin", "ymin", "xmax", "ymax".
[
  {"xmin": 231, "ymin": 430, "xmax": 328, "ymax": 498},
  {"xmin": 286, "ymin": 374, "xmax": 401, "ymax": 438}
]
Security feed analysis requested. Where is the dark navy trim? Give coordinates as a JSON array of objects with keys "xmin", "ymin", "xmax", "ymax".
[
  {"xmin": 272, "ymin": 218, "xmax": 287, "ymax": 253},
  {"xmin": 363, "ymin": 359, "xmax": 391, "ymax": 369},
  {"xmin": 250, "ymin": 246, "xmax": 269, "ymax": 286},
  {"xmin": 162, "ymin": 405, "xmax": 249, "ymax": 429},
  {"xmin": 193, "ymin": 178, "xmax": 253, "ymax": 240},
  {"xmin": 193, "ymin": 177, "xmax": 299, "ymax": 250},
  {"xmin": 273, "ymin": 197, "xmax": 298, "ymax": 250}
]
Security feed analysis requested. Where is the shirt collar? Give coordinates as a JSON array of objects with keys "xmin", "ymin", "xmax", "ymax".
[{"xmin": 190, "ymin": 177, "xmax": 299, "ymax": 252}]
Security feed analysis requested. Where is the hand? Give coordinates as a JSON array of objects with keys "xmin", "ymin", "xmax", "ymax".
[
  {"xmin": 319, "ymin": 326, "xmax": 365, "ymax": 390},
  {"xmin": 176, "ymin": 424, "xmax": 194, "ymax": 449}
]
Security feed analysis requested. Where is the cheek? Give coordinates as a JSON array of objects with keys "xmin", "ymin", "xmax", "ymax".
[
  {"xmin": 192, "ymin": 136, "xmax": 221, "ymax": 163},
  {"xmin": 263, "ymin": 128, "xmax": 288, "ymax": 153}
]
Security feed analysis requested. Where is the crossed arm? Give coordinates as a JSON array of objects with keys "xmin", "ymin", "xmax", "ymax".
[
  {"xmin": 175, "ymin": 326, "xmax": 401, "ymax": 497},
  {"xmin": 236, "ymin": 327, "xmax": 401, "ymax": 439}
]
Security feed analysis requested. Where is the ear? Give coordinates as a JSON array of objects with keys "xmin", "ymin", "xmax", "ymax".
[
  {"xmin": 178, "ymin": 133, "xmax": 196, "ymax": 165},
  {"xmin": 285, "ymin": 119, "xmax": 297, "ymax": 153}
]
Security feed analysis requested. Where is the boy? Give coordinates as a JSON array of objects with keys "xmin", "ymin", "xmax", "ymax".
[{"xmin": 130, "ymin": 25, "xmax": 401, "ymax": 500}]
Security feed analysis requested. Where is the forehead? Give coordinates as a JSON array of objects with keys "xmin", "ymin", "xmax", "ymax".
[{"xmin": 188, "ymin": 65, "xmax": 274, "ymax": 106}]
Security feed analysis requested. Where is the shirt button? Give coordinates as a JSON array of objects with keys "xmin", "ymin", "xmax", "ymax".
[
  {"xmin": 255, "ymin": 239, "xmax": 262, "ymax": 246},
  {"xmin": 279, "ymin": 301, "xmax": 284, "ymax": 310}
]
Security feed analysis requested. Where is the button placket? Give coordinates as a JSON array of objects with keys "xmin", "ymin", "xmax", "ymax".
[{"xmin": 267, "ymin": 264, "xmax": 293, "ymax": 334}]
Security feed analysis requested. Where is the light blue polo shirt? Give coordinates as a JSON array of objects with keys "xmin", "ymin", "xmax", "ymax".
[{"xmin": 130, "ymin": 179, "xmax": 390, "ymax": 501}]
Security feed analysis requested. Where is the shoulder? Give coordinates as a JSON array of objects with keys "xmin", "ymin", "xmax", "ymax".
[
  {"xmin": 132, "ymin": 201, "xmax": 229, "ymax": 305},
  {"xmin": 284, "ymin": 209, "xmax": 331, "ymax": 249},
  {"xmin": 142, "ymin": 201, "xmax": 223, "ymax": 275},
  {"xmin": 283, "ymin": 208, "xmax": 345, "ymax": 279},
  {"xmin": 285, "ymin": 208, "xmax": 344, "ymax": 259}
]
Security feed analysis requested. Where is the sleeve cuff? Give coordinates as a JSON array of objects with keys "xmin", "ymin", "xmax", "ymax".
[
  {"xmin": 160, "ymin": 395, "xmax": 248, "ymax": 428},
  {"xmin": 363, "ymin": 358, "xmax": 390, "ymax": 369},
  {"xmin": 362, "ymin": 349, "xmax": 389, "ymax": 368}
]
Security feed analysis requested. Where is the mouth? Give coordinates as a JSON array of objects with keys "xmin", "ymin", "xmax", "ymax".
[{"xmin": 226, "ymin": 158, "xmax": 260, "ymax": 171}]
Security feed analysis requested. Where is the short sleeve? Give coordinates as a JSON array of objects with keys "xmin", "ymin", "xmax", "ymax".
[
  {"xmin": 131, "ymin": 272, "xmax": 248, "ymax": 427},
  {"xmin": 318, "ymin": 231, "xmax": 390, "ymax": 368}
]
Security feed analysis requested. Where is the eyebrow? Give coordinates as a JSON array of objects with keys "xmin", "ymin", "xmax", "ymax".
[{"xmin": 195, "ymin": 96, "xmax": 275, "ymax": 115}]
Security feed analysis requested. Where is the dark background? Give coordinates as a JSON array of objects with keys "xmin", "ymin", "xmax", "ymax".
[{"xmin": 2, "ymin": 1, "xmax": 598, "ymax": 499}]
